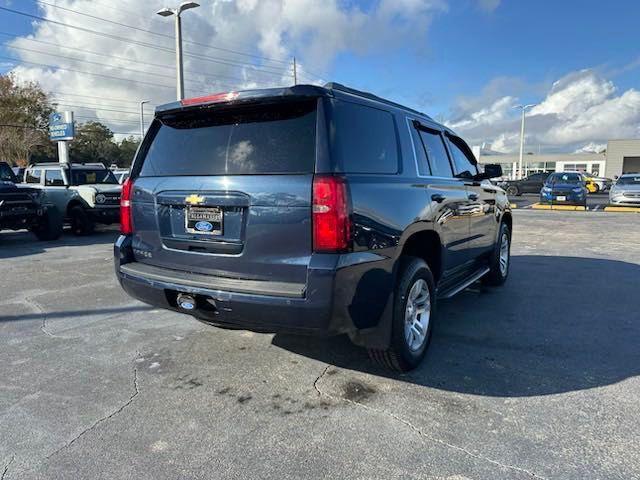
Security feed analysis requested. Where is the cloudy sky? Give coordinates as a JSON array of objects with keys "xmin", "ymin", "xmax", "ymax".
[{"xmin": 1, "ymin": 0, "xmax": 639, "ymax": 152}]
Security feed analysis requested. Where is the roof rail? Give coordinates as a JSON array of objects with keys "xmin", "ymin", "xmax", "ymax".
[
  {"xmin": 324, "ymin": 82, "xmax": 432, "ymax": 120},
  {"xmin": 28, "ymin": 162, "xmax": 107, "ymax": 168}
]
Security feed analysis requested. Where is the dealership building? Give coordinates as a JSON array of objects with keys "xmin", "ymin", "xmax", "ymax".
[{"xmin": 476, "ymin": 139, "xmax": 640, "ymax": 179}]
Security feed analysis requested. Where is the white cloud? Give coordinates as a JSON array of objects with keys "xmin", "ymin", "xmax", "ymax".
[
  {"xmin": 7, "ymin": 0, "xmax": 445, "ymax": 138},
  {"xmin": 476, "ymin": 0, "xmax": 501, "ymax": 12},
  {"xmin": 448, "ymin": 70, "xmax": 640, "ymax": 153},
  {"xmin": 574, "ymin": 142, "xmax": 607, "ymax": 154}
]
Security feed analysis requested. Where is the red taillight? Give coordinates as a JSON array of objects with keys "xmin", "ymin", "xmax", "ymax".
[
  {"xmin": 312, "ymin": 175, "xmax": 350, "ymax": 252},
  {"xmin": 180, "ymin": 91, "xmax": 238, "ymax": 106},
  {"xmin": 120, "ymin": 177, "xmax": 133, "ymax": 235}
]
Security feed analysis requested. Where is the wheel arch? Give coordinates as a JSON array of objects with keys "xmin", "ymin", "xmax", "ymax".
[
  {"xmin": 396, "ymin": 228, "xmax": 443, "ymax": 284},
  {"xmin": 66, "ymin": 199, "xmax": 85, "ymax": 216}
]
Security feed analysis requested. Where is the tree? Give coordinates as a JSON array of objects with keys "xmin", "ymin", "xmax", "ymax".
[
  {"xmin": 0, "ymin": 74, "xmax": 54, "ymax": 166},
  {"xmin": 69, "ymin": 121, "xmax": 120, "ymax": 166},
  {"xmin": 117, "ymin": 136, "xmax": 141, "ymax": 168}
]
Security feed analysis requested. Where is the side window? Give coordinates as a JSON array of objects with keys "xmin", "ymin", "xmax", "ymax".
[
  {"xmin": 446, "ymin": 136, "xmax": 478, "ymax": 179},
  {"xmin": 417, "ymin": 128, "xmax": 453, "ymax": 178},
  {"xmin": 409, "ymin": 124, "xmax": 431, "ymax": 176},
  {"xmin": 45, "ymin": 169, "xmax": 65, "ymax": 186},
  {"xmin": 0, "ymin": 163, "xmax": 14, "ymax": 182},
  {"xmin": 26, "ymin": 169, "xmax": 42, "ymax": 184},
  {"xmin": 329, "ymin": 100, "xmax": 399, "ymax": 174}
]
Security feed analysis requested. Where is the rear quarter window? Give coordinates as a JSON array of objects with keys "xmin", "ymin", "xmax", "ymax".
[{"xmin": 328, "ymin": 100, "xmax": 399, "ymax": 174}]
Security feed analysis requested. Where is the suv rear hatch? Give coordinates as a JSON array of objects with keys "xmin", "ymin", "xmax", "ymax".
[{"xmin": 129, "ymin": 96, "xmax": 321, "ymax": 291}]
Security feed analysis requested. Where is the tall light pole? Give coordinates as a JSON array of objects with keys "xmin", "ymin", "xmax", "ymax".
[
  {"xmin": 139, "ymin": 100, "xmax": 149, "ymax": 139},
  {"xmin": 157, "ymin": 2, "xmax": 200, "ymax": 101},
  {"xmin": 514, "ymin": 104, "xmax": 536, "ymax": 179}
]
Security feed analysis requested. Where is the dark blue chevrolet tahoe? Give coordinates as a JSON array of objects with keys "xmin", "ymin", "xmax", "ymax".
[{"xmin": 115, "ymin": 83, "xmax": 511, "ymax": 371}]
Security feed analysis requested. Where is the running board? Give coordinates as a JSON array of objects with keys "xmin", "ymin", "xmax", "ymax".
[{"xmin": 437, "ymin": 267, "xmax": 490, "ymax": 299}]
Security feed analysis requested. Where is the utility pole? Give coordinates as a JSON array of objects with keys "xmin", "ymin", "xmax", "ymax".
[
  {"xmin": 293, "ymin": 57, "xmax": 297, "ymax": 85},
  {"xmin": 514, "ymin": 104, "xmax": 536, "ymax": 179},
  {"xmin": 157, "ymin": 2, "xmax": 200, "ymax": 101},
  {"xmin": 139, "ymin": 100, "xmax": 149, "ymax": 139}
]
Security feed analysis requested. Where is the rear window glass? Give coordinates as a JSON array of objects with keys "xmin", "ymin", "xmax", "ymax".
[
  {"xmin": 70, "ymin": 168, "xmax": 118, "ymax": 185},
  {"xmin": 138, "ymin": 101, "xmax": 317, "ymax": 176},
  {"xmin": 548, "ymin": 173, "xmax": 582, "ymax": 184},
  {"xmin": 329, "ymin": 100, "xmax": 398, "ymax": 174},
  {"xmin": 0, "ymin": 163, "xmax": 16, "ymax": 182},
  {"xmin": 617, "ymin": 176, "xmax": 640, "ymax": 185}
]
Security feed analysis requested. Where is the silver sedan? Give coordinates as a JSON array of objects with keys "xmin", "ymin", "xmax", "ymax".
[{"xmin": 609, "ymin": 174, "xmax": 640, "ymax": 205}]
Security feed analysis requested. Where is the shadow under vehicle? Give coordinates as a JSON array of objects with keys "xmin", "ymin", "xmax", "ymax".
[{"xmin": 273, "ymin": 255, "xmax": 640, "ymax": 398}]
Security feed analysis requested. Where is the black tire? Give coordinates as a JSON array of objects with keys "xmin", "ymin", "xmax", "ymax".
[
  {"xmin": 368, "ymin": 257, "xmax": 436, "ymax": 372},
  {"xmin": 593, "ymin": 183, "xmax": 600, "ymax": 193},
  {"xmin": 483, "ymin": 222, "xmax": 511, "ymax": 286},
  {"xmin": 31, "ymin": 207, "xmax": 63, "ymax": 241},
  {"xmin": 69, "ymin": 205, "xmax": 94, "ymax": 236},
  {"xmin": 506, "ymin": 185, "xmax": 520, "ymax": 197}
]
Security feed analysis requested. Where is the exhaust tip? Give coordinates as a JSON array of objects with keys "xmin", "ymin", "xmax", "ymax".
[{"xmin": 177, "ymin": 293, "xmax": 196, "ymax": 311}]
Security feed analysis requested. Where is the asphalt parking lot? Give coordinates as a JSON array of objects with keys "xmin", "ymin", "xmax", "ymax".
[{"xmin": 2, "ymin": 211, "xmax": 640, "ymax": 480}]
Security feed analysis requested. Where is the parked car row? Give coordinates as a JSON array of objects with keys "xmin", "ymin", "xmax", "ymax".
[
  {"xmin": 0, "ymin": 161, "xmax": 124, "ymax": 239},
  {"xmin": 497, "ymin": 171, "xmax": 613, "ymax": 197},
  {"xmin": 496, "ymin": 170, "xmax": 639, "ymax": 207}
]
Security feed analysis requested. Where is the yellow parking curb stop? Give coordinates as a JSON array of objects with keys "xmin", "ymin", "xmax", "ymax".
[
  {"xmin": 531, "ymin": 203, "xmax": 586, "ymax": 211},
  {"xmin": 604, "ymin": 206, "xmax": 640, "ymax": 213}
]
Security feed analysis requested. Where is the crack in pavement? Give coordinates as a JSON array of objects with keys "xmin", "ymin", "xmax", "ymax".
[
  {"xmin": 44, "ymin": 352, "xmax": 141, "ymax": 461},
  {"xmin": 1, "ymin": 455, "xmax": 14, "ymax": 480},
  {"xmin": 313, "ymin": 365, "xmax": 548, "ymax": 480},
  {"xmin": 22, "ymin": 296, "xmax": 58, "ymax": 339}
]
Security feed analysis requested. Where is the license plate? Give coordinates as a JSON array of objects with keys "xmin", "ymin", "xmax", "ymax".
[
  {"xmin": 556, "ymin": 196, "xmax": 566, "ymax": 201},
  {"xmin": 185, "ymin": 206, "xmax": 223, "ymax": 235}
]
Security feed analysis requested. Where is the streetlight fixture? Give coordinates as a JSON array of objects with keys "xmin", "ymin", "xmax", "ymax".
[
  {"xmin": 156, "ymin": 2, "xmax": 200, "ymax": 101},
  {"xmin": 139, "ymin": 100, "xmax": 150, "ymax": 139},
  {"xmin": 514, "ymin": 104, "xmax": 536, "ymax": 179}
]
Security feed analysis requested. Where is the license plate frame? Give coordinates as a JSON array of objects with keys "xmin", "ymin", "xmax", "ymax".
[
  {"xmin": 185, "ymin": 206, "xmax": 223, "ymax": 235},
  {"xmin": 556, "ymin": 196, "xmax": 566, "ymax": 201}
]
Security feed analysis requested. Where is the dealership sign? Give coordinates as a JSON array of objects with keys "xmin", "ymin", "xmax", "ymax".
[{"xmin": 49, "ymin": 111, "xmax": 75, "ymax": 141}]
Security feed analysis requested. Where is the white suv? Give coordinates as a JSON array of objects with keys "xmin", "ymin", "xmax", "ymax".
[{"xmin": 24, "ymin": 163, "xmax": 122, "ymax": 235}]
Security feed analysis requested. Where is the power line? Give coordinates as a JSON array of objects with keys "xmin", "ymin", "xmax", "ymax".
[
  {"xmin": 33, "ymin": 0, "xmax": 293, "ymax": 67},
  {"xmin": 74, "ymin": 114, "xmax": 141, "ymax": 125},
  {"xmin": 0, "ymin": 6, "xmax": 293, "ymax": 77},
  {"xmin": 50, "ymin": 91, "xmax": 161, "ymax": 105},
  {"xmin": 0, "ymin": 32, "xmax": 281, "ymax": 85},
  {"xmin": 0, "ymin": 54, "xmax": 196, "ymax": 92},
  {"xmin": 51, "ymin": 99, "xmax": 151, "ymax": 113},
  {"xmin": 4, "ymin": 43, "xmax": 245, "ymax": 91},
  {"xmin": 50, "ymin": 102, "xmax": 142, "ymax": 116}
]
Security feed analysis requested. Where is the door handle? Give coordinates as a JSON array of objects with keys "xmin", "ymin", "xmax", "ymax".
[
  {"xmin": 431, "ymin": 194, "xmax": 446, "ymax": 203},
  {"xmin": 468, "ymin": 193, "xmax": 479, "ymax": 201}
]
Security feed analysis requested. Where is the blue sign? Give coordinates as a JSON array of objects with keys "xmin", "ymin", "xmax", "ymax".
[{"xmin": 49, "ymin": 111, "xmax": 75, "ymax": 141}]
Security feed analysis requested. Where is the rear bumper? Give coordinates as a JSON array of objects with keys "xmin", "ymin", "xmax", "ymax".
[
  {"xmin": 609, "ymin": 195, "xmax": 640, "ymax": 205},
  {"xmin": 114, "ymin": 235, "xmax": 395, "ymax": 346},
  {"xmin": 540, "ymin": 192, "xmax": 586, "ymax": 205}
]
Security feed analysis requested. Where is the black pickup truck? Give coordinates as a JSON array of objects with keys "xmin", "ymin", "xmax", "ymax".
[{"xmin": 0, "ymin": 162, "xmax": 62, "ymax": 241}]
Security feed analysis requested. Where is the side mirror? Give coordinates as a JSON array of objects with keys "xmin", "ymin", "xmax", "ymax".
[{"xmin": 475, "ymin": 164, "xmax": 503, "ymax": 181}]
